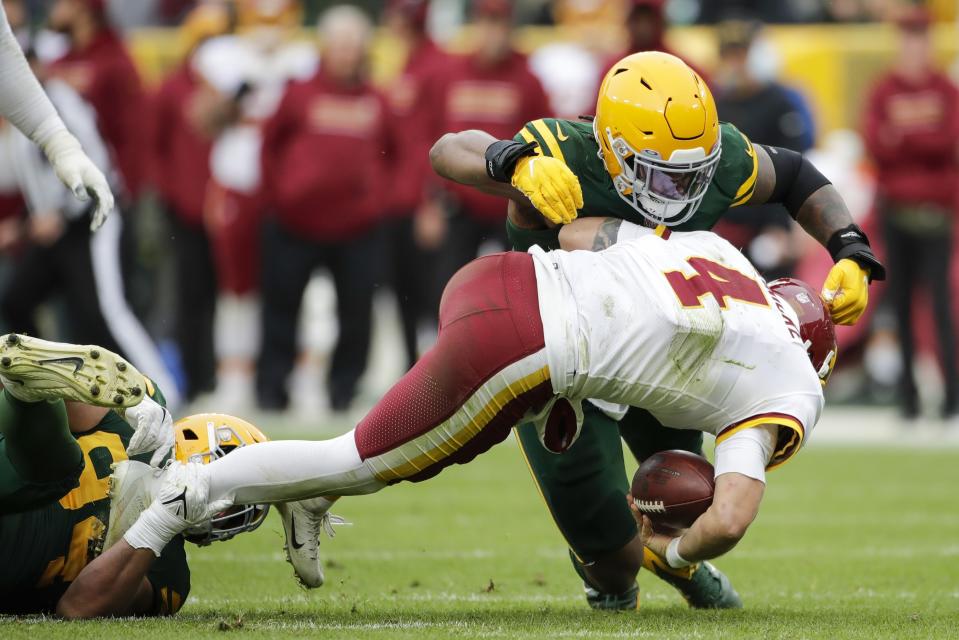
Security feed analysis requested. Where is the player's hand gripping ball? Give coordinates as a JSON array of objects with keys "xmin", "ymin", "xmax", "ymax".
[
  {"xmin": 511, "ymin": 155, "xmax": 584, "ymax": 225},
  {"xmin": 631, "ymin": 450, "xmax": 715, "ymax": 533}
]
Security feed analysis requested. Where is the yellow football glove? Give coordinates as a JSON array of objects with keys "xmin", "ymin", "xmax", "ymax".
[
  {"xmin": 511, "ymin": 155, "xmax": 584, "ymax": 225},
  {"xmin": 821, "ymin": 258, "xmax": 870, "ymax": 325}
]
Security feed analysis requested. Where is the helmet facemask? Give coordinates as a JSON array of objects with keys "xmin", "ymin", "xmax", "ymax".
[
  {"xmin": 180, "ymin": 421, "xmax": 270, "ymax": 546},
  {"xmin": 596, "ymin": 120, "xmax": 722, "ymax": 227}
]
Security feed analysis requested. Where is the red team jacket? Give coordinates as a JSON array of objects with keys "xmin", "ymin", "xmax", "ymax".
[
  {"xmin": 48, "ymin": 29, "xmax": 149, "ymax": 198},
  {"xmin": 152, "ymin": 63, "xmax": 213, "ymax": 227},
  {"xmin": 435, "ymin": 51, "xmax": 551, "ymax": 223},
  {"xmin": 261, "ymin": 68, "xmax": 392, "ymax": 242},
  {"xmin": 864, "ymin": 70, "xmax": 959, "ymax": 210},
  {"xmin": 386, "ymin": 38, "xmax": 451, "ymax": 217}
]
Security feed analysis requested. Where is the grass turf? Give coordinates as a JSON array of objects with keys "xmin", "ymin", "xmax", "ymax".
[{"xmin": 2, "ymin": 439, "xmax": 957, "ymax": 639}]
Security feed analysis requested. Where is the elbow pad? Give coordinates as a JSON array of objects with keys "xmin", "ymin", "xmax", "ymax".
[{"xmin": 761, "ymin": 145, "xmax": 831, "ymax": 219}]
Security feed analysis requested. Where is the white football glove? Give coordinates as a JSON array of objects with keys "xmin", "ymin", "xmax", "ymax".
[
  {"xmin": 41, "ymin": 129, "xmax": 115, "ymax": 232},
  {"xmin": 124, "ymin": 461, "xmax": 228, "ymax": 556},
  {"xmin": 124, "ymin": 395, "xmax": 175, "ymax": 467}
]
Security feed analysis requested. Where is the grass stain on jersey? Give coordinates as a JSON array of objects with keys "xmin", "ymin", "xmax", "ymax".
[
  {"xmin": 720, "ymin": 358, "xmax": 756, "ymax": 370},
  {"xmin": 602, "ymin": 296, "xmax": 616, "ymax": 319},
  {"xmin": 667, "ymin": 307, "xmax": 724, "ymax": 379}
]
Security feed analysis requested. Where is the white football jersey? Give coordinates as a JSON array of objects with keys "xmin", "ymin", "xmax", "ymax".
[{"xmin": 530, "ymin": 228, "xmax": 824, "ymax": 469}]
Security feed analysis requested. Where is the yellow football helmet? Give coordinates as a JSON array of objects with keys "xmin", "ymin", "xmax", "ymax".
[
  {"xmin": 594, "ymin": 51, "xmax": 721, "ymax": 227},
  {"xmin": 174, "ymin": 413, "xmax": 270, "ymax": 545}
]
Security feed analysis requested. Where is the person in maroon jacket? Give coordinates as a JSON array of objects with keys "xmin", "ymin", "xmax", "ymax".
[
  {"xmin": 863, "ymin": 7, "xmax": 959, "ymax": 420},
  {"xmin": 152, "ymin": 4, "xmax": 233, "ymax": 402},
  {"xmin": 257, "ymin": 5, "xmax": 391, "ymax": 412},
  {"xmin": 382, "ymin": 0, "xmax": 449, "ymax": 369},
  {"xmin": 46, "ymin": 0, "xmax": 148, "ymax": 200},
  {"xmin": 424, "ymin": 0, "xmax": 551, "ymax": 315}
]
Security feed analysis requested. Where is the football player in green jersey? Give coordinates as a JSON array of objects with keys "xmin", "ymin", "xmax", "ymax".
[
  {"xmin": 430, "ymin": 51, "xmax": 885, "ymax": 610},
  {"xmin": 0, "ymin": 334, "xmax": 192, "ymax": 616},
  {"xmin": 0, "ymin": 335, "xmax": 321, "ymax": 617}
]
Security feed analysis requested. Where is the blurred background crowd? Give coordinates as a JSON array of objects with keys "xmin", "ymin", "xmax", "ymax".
[{"xmin": 0, "ymin": 0, "xmax": 957, "ymax": 428}]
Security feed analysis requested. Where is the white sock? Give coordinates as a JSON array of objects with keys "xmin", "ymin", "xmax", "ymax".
[
  {"xmin": 206, "ymin": 431, "xmax": 384, "ymax": 506},
  {"xmin": 297, "ymin": 496, "xmax": 337, "ymax": 514}
]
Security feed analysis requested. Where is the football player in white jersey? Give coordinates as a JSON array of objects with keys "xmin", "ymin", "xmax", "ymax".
[{"xmin": 14, "ymin": 218, "xmax": 835, "ymax": 580}]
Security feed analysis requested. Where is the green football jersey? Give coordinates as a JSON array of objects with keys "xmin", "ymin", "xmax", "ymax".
[
  {"xmin": 0, "ymin": 386, "xmax": 190, "ymax": 615},
  {"xmin": 509, "ymin": 118, "xmax": 758, "ymax": 250}
]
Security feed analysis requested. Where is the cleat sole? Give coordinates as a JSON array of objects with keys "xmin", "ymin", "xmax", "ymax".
[{"xmin": 0, "ymin": 334, "xmax": 145, "ymax": 408}]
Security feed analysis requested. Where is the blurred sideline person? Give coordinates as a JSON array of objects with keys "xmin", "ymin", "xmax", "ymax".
[
  {"xmin": 712, "ymin": 19, "xmax": 815, "ymax": 280},
  {"xmin": 0, "ymin": 50, "xmax": 180, "ymax": 411},
  {"xmin": 256, "ymin": 6, "xmax": 391, "ymax": 412},
  {"xmin": 46, "ymin": 0, "xmax": 148, "ymax": 201},
  {"xmin": 0, "ymin": 0, "xmax": 113, "ymax": 228},
  {"xmin": 382, "ymin": 0, "xmax": 449, "ymax": 368},
  {"xmin": 606, "ymin": 0, "xmax": 709, "ymax": 80},
  {"xmin": 421, "ymin": 0, "xmax": 551, "ymax": 317},
  {"xmin": 116, "ymin": 219, "xmax": 835, "ymax": 610},
  {"xmin": 191, "ymin": 0, "xmax": 317, "ymax": 411},
  {"xmin": 0, "ymin": 334, "xmax": 343, "ymax": 615},
  {"xmin": 863, "ymin": 7, "xmax": 959, "ymax": 420},
  {"xmin": 529, "ymin": 42, "xmax": 601, "ymax": 120},
  {"xmin": 429, "ymin": 51, "xmax": 883, "ymax": 609},
  {"xmin": 152, "ymin": 3, "xmax": 233, "ymax": 403}
]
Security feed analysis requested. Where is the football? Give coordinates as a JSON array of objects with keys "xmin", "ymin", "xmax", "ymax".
[{"xmin": 631, "ymin": 450, "xmax": 715, "ymax": 532}]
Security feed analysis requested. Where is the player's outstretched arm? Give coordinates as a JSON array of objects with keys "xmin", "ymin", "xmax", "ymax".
[
  {"xmin": 430, "ymin": 130, "xmax": 523, "ymax": 198},
  {"xmin": 0, "ymin": 4, "xmax": 114, "ymax": 230},
  {"xmin": 746, "ymin": 144, "xmax": 885, "ymax": 326},
  {"xmin": 57, "ymin": 540, "xmax": 158, "ymax": 619},
  {"xmin": 632, "ymin": 471, "xmax": 764, "ymax": 565},
  {"xmin": 430, "ymin": 130, "xmax": 583, "ymax": 226}
]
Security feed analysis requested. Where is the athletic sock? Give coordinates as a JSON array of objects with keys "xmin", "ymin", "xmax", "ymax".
[
  {"xmin": 206, "ymin": 431, "xmax": 384, "ymax": 505},
  {"xmin": 0, "ymin": 390, "xmax": 82, "ymax": 483}
]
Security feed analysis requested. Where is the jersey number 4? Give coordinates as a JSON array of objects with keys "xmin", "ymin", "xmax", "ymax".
[{"xmin": 664, "ymin": 257, "xmax": 768, "ymax": 309}]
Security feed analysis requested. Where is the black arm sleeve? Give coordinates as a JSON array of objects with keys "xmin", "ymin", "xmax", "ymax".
[
  {"xmin": 760, "ymin": 145, "xmax": 886, "ymax": 282},
  {"xmin": 485, "ymin": 140, "xmax": 538, "ymax": 182},
  {"xmin": 759, "ymin": 145, "xmax": 832, "ymax": 219}
]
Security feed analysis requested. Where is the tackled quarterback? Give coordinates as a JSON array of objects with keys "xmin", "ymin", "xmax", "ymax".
[{"xmin": 429, "ymin": 50, "xmax": 884, "ymax": 608}]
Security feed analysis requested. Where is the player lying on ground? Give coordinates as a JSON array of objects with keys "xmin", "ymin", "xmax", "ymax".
[
  {"xmin": 0, "ymin": 337, "xmax": 336, "ymax": 617},
  {"xmin": 428, "ymin": 51, "xmax": 879, "ymax": 608},
  {"xmin": 0, "ymin": 1, "xmax": 113, "ymax": 229},
  {"xmin": 94, "ymin": 220, "xmax": 836, "ymax": 600}
]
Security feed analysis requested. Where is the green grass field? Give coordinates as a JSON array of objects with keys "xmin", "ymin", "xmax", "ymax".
[{"xmin": 2, "ymin": 438, "xmax": 958, "ymax": 639}]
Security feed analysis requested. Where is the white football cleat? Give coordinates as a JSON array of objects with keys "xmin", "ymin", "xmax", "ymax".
[
  {"xmin": 0, "ymin": 333, "xmax": 144, "ymax": 407},
  {"xmin": 276, "ymin": 501, "xmax": 349, "ymax": 589},
  {"xmin": 105, "ymin": 460, "xmax": 159, "ymax": 550}
]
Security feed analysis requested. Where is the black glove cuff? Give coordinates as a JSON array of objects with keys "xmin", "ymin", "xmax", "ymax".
[
  {"xmin": 827, "ymin": 224, "xmax": 887, "ymax": 282},
  {"xmin": 485, "ymin": 140, "xmax": 538, "ymax": 183}
]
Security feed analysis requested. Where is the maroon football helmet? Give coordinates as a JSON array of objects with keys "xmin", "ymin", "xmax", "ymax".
[{"xmin": 768, "ymin": 278, "xmax": 838, "ymax": 386}]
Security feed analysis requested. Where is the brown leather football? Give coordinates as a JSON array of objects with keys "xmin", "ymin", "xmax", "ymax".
[{"xmin": 631, "ymin": 449, "xmax": 715, "ymax": 532}]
